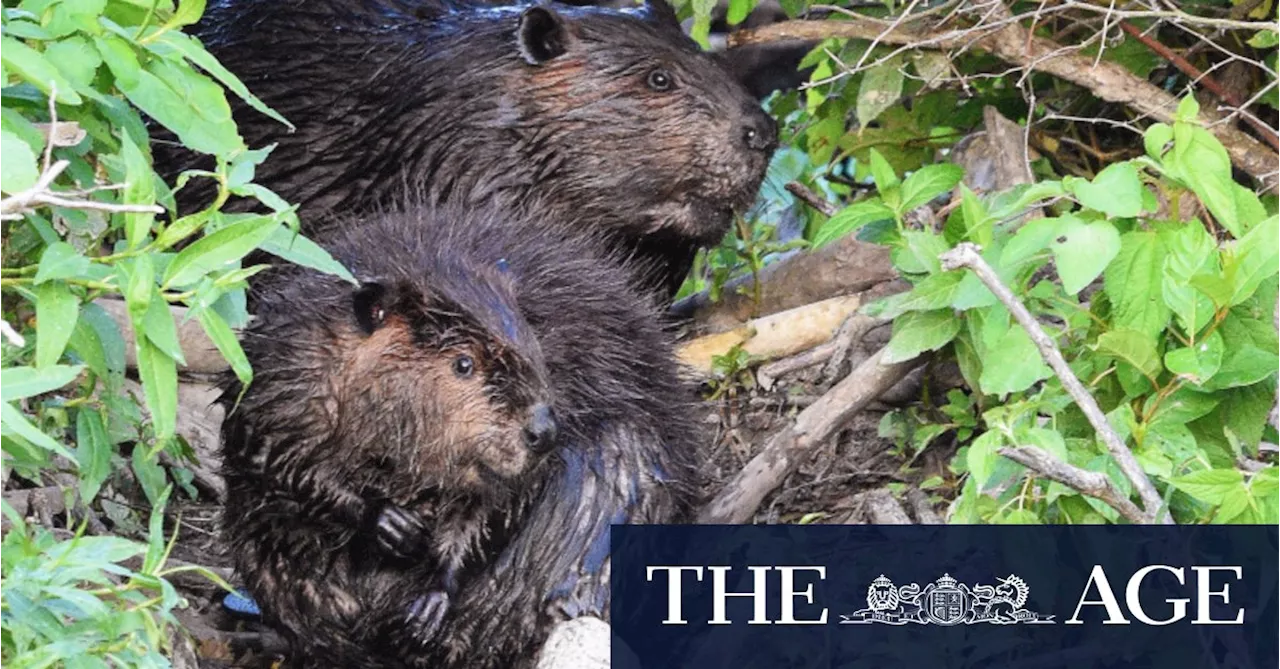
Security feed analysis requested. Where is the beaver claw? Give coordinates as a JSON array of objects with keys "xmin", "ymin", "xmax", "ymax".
[
  {"xmin": 375, "ymin": 504, "xmax": 429, "ymax": 560},
  {"xmin": 406, "ymin": 591, "xmax": 450, "ymax": 643}
]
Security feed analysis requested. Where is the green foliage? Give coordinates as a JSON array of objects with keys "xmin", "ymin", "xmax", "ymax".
[
  {"xmin": 707, "ymin": 344, "xmax": 757, "ymax": 401},
  {"xmin": 1, "ymin": 0, "xmax": 344, "ymax": 663},
  {"xmin": 1, "ymin": 488, "xmax": 232, "ymax": 666},
  {"xmin": 844, "ymin": 98, "xmax": 1277, "ymax": 524}
]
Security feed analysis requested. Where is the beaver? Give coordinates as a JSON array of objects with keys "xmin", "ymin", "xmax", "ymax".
[
  {"xmin": 166, "ymin": 0, "xmax": 777, "ymax": 296},
  {"xmin": 221, "ymin": 203, "xmax": 699, "ymax": 667}
]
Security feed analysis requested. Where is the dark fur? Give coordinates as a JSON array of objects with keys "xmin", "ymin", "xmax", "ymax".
[
  {"xmin": 163, "ymin": 0, "xmax": 777, "ymax": 295},
  {"xmin": 221, "ymin": 204, "xmax": 700, "ymax": 668}
]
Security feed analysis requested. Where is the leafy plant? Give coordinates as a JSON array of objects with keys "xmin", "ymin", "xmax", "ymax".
[
  {"xmin": 2, "ymin": 0, "xmax": 345, "ymax": 663},
  {"xmin": 1, "ymin": 487, "xmax": 231, "ymax": 666},
  {"xmin": 820, "ymin": 96, "xmax": 1278, "ymax": 524}
]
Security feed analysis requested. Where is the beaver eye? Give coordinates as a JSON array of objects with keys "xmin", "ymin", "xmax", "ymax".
[
  {"xmin": 647, "ymin": 68, "xmax": 673, "ymax": 91},
  {"xmin": 452, "ymin": 354, "xmax": 475, "ymax": 378}
]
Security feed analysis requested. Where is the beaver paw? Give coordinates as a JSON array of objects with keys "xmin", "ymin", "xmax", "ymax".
[
  {"xmin": 405, "ymin": 591, "xmax": 450, "ymax": 644},
  {"xmin": 374, "ymin": 504, "xmax": 429, "ymax": 560}
]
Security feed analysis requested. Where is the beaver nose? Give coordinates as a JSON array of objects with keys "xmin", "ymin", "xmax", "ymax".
[
  {"xmin": 522, "ymin": 404, "xmax": 558, "ymax": 454},
  {"xmin": 741, "ymin": 109, "xmax": 778, "ymax": 153}
]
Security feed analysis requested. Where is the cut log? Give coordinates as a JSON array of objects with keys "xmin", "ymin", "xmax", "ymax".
[{"xmin": 677, "ymin": 295, "xmax": 864, "ymax": 377}]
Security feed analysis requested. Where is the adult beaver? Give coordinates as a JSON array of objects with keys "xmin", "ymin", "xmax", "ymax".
[
  {"xmin": 169, "ymin": 0, "xmax": 777, "ymax": 295},
  {"xmin": 221, "ymin": 203, "xmax": 699, "ymax": 667}
]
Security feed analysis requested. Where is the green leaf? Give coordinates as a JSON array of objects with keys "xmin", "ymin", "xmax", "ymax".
[
  {"xmin": 811, "ymin": 199, "xmax": 895, "ymax": 248},
  {"xmin": 959, "ymin": 185, "xmax": 993, "ymax": 246},
  {"xmin": 1211, "ymin": 344, "xmax": 1278, "ymax": 390},
  {"xmin": 141, "ymin": 292, "xmax": 186, "ymax": 366},
  {"xmin": 143, "ymin": 484, "xmax": 175, "ymax": 574},
  {"xmin": 1051, "ymin": 217, "xmax": 1120, "ymax": 295},
  {"xmin": 885, "ymin": 271, "xmax": 963, "ymax": 317},
  {"xmin": 75, "ymin": 409, "xmax": 113, "ymax": 503},
  {"xmin": 119, "ymin": 131, "xmax": 156, "ymax": 249},
  {"xmin": 856, "ymin": 56, "xmax": 905, "ymax": 130},
  {"xmin": 148, "ymin": 31, "xmax": 293, "ymax": 131},
  {"xmin": 1168, "ymin": 468, "xmax": 1243, "ymax": 505},
  {"xmin": 1160, "ymin": 221, "xmax": 1218, "ymax": 334},
  {"xmin": 1096, "ymin": 328, "xmax": 1161, "ymax": 380},
  {"xmin": 1, "ymin": 129, "xmax": 41, "ymax": 194},
  {"xmin": 34, "ymin": 242, "xmax": 92, "ymax": 284},
  {"xmin": 1175, "ymin": 95, "xmax": 1201, "ymax": 122},
  {"xmin": 1225, "ymin": 214, "xmax": 1278, "ymax": 306},
  {"xmin": 0, "ymin": 365, "xmax": 83, "ymax": 402},
  {"xmin": 1208, "ymin": 310, "xmax": 1279, "ymax": 390},
  {"xmin": 1217, "ymin": 382, "xmax": 1276, "ymax": 451},
  {"xmin": 168, "ymin": 0, "xmax": 208, "ymax": 29},
  {"xmin": 197, "ymin": 308, "xmax": 251, "ymax": 387},
  {"xmin": 34, "ymin": 281, "xmax": 80, "ymax": 369},
  {"xmin": 155, "ymin": 211, "xmax": 211, "ymax": 251},
  {"xmin": 1147, "ymin": 387, "xmax": 1221, "ymax": 427},
  {"xmin": 1104, "ymin": 231, "xmax": 1171, "ymax": 339},
  {"xmin": 94, "ymin": 34, "xmax": 243, "ymax": 156},
  {"xmin": 1168, "ymin": 123, "xmax": 1240, "ymax": 236},
  {"xmin": 131, "ymin": 445, "xmax": 168, "ymax": 506},
  {"xmin": 726, "ymin": 0, "xmax": 759, "ymax": 24},
  {"xmin": 0, "ymin": 402, "xmax": 76, "ymax": 462},
  {"xmin": 1065, "ymin": 162, "xmax": 1145, "ymax": 218},
  {"xmin": 43, "ymin": 36, "xmax": 102, "ymax": 90},
  {"xmin": 1002, "ymin": 216, "xmax": 1062, "ymax": 268},
  {"xmin": 1144, "ymin": 123, "xmax": 1173, "ymax": 160},
  {"xmin": 1248, "ymin": 29, "xmax": 1280, "ymax": 47},
  {"xmin": 135, "ymin": 338, "xmax": 178, "ymax": 444},
  {"xmin": 867, "ymin": 147, "xmax": 900, "ymax": 196},
  {"xmin": 1163, "ymin": 330, "xmax": 1224, "ymax": 384},
  {"xmin": 883, "ymin": 309, "xmax": 960, "ymax": 364},
  {"xmin": 162, "ymin": 213, "xmax": 283, "ymax": 288},
  {"xmin": 0, "ymin": 37, "xmax": 84, "ymax": 105},
  {"xmin": 899, "ymin": 164, "xmax": 964, "ymax": 213},
  {"xmin": 122, "ymin": 254, "xmax": 157, "ymax": 327},
  {"xmin": 892, "ymin": 230, "xmax": 949, "ymax": 275},
  {"xmin": 978, "ymin": 312, "xmax": 1052, "ymax": 395},
  {"xmin": 967, "ymin": 431, "xmax": 1002, "ymax": 489}
]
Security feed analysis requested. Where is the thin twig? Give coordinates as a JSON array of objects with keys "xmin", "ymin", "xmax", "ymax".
[
  {"xmin": 0, "ymin": 83, "xmax": 165, "ymax": 222},
  {"xmin": 939, "ymin": 243, "xmax": 1169, "ymax": 524},
  {"xmin": 1000, "ymin": 446, "xmax": 1149, "ymax": 524},
  {"xmin": 1118, "ymin": 21, "xmax": 1279, "ymax": 150},
  {"xmin": 785, "ymin": 181, "xmax": 840, "ymax": 217}
]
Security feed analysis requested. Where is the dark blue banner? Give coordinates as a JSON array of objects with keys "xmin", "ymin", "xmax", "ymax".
[{"xmin": 611, "ymin": 526, "xmax": 1278, "ymax": 669}]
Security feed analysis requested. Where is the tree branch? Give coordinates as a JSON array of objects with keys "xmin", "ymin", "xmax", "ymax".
[
  {"xmin": 999, "ymin": 445, "xmax": 1149, "ymax": 524},
  {"xmin": 728, "ymin": 5, "xmax": 1280, "ymax": 188}
]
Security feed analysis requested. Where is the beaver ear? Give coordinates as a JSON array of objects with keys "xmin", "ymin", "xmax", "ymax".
[
  {"xmin": 352, "ymin": 282, "xmax": 389, "ymax": 335},
  {"xmin": 643, "ymin": 0, "xmax": 681, "ymax": 30},
  {"xmin": 517, "ymin": 6, "xmax": 568, "ymax": 65}
]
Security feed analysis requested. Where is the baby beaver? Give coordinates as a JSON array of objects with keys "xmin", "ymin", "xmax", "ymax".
[{"xmin": 221, "ymin": 203, "xmax": 698, "ymax": 667}]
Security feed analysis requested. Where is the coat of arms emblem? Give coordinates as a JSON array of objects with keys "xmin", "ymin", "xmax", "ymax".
[{"xmin": 840, "ymin": 573, "xmax": 1055, "ymax": 626}]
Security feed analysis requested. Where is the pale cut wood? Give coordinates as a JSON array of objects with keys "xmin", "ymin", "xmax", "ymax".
[{"xmin": 677, "ymin": 294, "xmax": 863, "ymax": 377}]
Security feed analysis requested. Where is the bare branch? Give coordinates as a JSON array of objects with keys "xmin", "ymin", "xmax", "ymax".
[{"xmin": 999, "ymin": 446, "xmax": 1149, "ymax": 524}]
